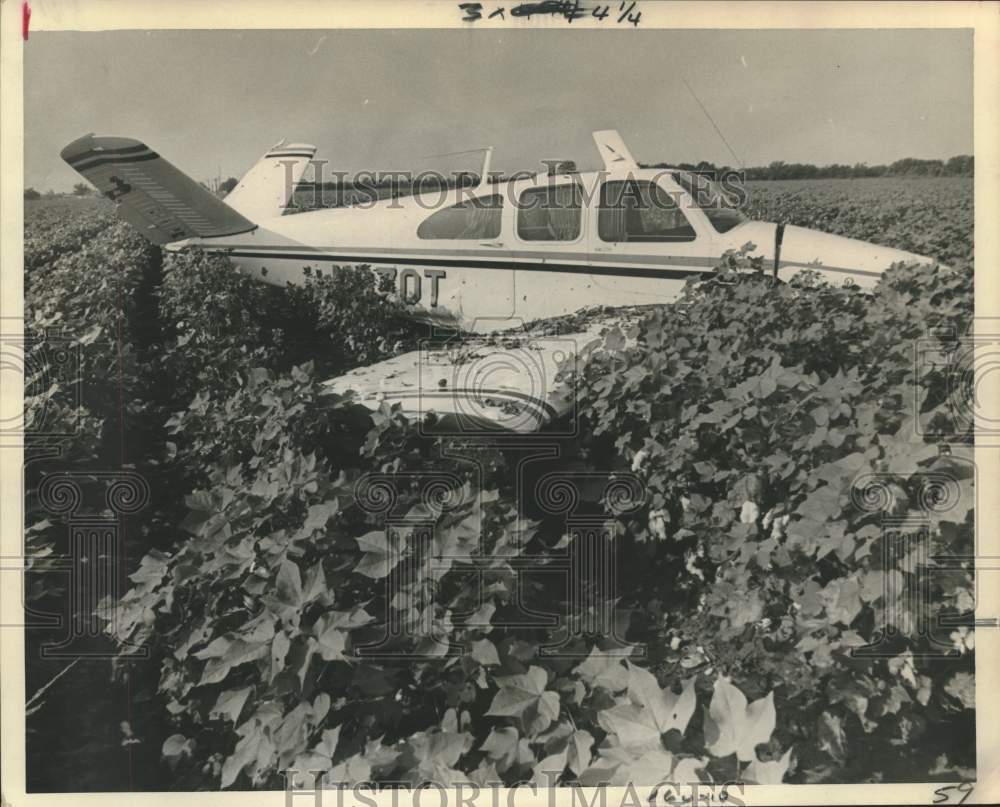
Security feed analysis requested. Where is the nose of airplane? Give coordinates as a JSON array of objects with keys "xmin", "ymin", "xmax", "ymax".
[{"xmin": 776, "ymin": 224, "xmax": 935, "ymax": 289}]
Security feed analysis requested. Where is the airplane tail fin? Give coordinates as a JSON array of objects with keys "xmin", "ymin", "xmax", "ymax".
[
  {"xmin": 223, "ymin": 139, "xmax": 317, "ymax": 221},
  {"xmin": 61, "ymin": 134, "xmax": 256, "ymax": 245},
  {"xmin": 592, "ymin": 130, "xmax": 638, "ymax": 176}
]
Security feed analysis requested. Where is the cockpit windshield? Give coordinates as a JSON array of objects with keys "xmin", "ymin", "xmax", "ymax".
[{"xmin": 670, "ymin": 171, "xmax": 747, "ymax": 234}]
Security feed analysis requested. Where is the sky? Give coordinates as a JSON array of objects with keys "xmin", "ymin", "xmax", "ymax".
[{"xmin": 24, "ymin": 28, "xmax": 973, "ymax": 192}]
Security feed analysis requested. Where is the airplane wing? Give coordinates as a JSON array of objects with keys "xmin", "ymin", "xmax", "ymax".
[
  {"xmin": 323, "ymin": 312, "xmax": 645, "ymax": 433},
  {"xmin": 61, "ymin": 134, "xmax": 256, "ymax": 244}
]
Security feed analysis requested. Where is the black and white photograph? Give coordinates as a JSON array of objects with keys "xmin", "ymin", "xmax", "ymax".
[{"xmin": 3, "ymin": 2, "xmax": 997, "ymax": 804}]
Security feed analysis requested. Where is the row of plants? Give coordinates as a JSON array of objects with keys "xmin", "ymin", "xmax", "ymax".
[
  {"xmin": 24, "ymin": 189, "xmax": 975, "ymax": 788},
  {"xmin": 743, "ymin": 177, "xmax": 973, "ymax": 271}
]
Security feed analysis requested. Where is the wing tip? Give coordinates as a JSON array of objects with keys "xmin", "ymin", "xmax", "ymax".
[
  {"xmin": 60, "ymin": 134, "xmax": 150, "ymax": 164},
  {"xmin": 264, "ymin": 142, "xmax": 317, "ymax": 159},
  {"xmin": 59, "ymin": 133, "xmax": 97, "ymax": 162}
]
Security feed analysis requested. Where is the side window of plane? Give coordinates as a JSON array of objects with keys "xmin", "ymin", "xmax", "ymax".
[
  {"xmin": 417, "ymin": 195, "xmax": 503, "ymax": 239},
  {"xmin": 598, "ymin": 179, "xmax": 697, "ymax": 242},
  {"xmin": 517, "ymin": 184, "xmax": 583, "ymax": 241}
]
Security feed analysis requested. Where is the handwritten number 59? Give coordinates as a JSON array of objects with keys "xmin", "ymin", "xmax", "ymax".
[{"xmin": 933, "ymin": 783, "xmax": 975, "ymax": 805}]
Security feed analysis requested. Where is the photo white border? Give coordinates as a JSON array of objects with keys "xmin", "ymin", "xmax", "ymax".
[{"xmin": 2, "ymin": 1, "xmax": 998, "ymax": 804}]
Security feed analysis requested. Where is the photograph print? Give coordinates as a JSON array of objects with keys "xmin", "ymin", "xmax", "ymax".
[{"xmin": 10, "ymin": 6, "xmax": 987, "ymax": 802}]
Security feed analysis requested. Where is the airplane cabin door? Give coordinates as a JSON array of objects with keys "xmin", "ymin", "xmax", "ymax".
[
  {"xmin": 508, "ymin": 178, "xmax": 597, "ymax": 324},
  {"xmin": 587, "ymin": 176, "xmax": 711, "ymax": 305},
  {"xmin": 452, "ymin": 193, "xmax": 517, "ymax": 331},
  {"xmin": 412, "ymin": 191, "xmax": 515, "ymax": 332}
]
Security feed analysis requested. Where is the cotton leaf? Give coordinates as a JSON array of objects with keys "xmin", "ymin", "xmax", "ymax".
[
  {"xmin": 312, "ymin": 693, "xmax": 331, "ymax": 723},
  {"xmin": 327, "ymin": 753, "xmax": 372, "ymax": 787},
  {"xmin": 703, "ymin": 677, "xmax": 776, "ymax": 762},
  {"xmin": 597, "ymin": 703, "xmax": 661, "ymax": 750},
  {"xmin": 486, "ymin": 666, "xmax": 559, "ymax": 735},
  {"xmin": 470, "ymin": 638, "xmax": 500, "ymax": 666},
  {"xmin": 480, "ymin": 726, "xmax": 519, "ymax": 770},
  {"xmin": 671, "ymin": 756, "xmax": 708, "ymax": 784},
  {"xmin": 313, "ymin": 614, "xmax": 348, "ymax": 661},
  {"xmin": 220, "ymin": 729, "xmax": 263, "ymax": 788},
  {"xmin": 743, "ymin": 747, "xmax": 793, "ymax": 784},
  {"xmin": 193, "ymin": 635, "xmax": 231, "ymax": 660},
  {"xmin": 945, "ymin": 672, "xmax": 974, "ymax": 709},
  {"xmin": 408, "ymin": 729, "xmax": 474, "ymax": 770},
  {"xmin": 303, "ymin": 501, "xmax": 338, "ymax": 533},
  {"xmin": 817, "ymin": 711, "xmax": 846, "ymax": 763},
  {"xmin": 611, "ymin": 748, "xmax": 676, "ymax": 785},
  {"xmin": 441, "ymin": 708, "xmax": 459, "ymax": 733},
  {"xmin": 532, "ymin": 747, "xmax": 568, "ymax": 786},
  {"xmin": 78, "ymin": 324, "xmax": 103, "ymax": 345},
  {"xmin": 301, "ymin": 560, "xmax": 328, "ymax": 604},
  {"xmin": 290, "ymin": 751, "xmax": 333, "ymax": 788},
  {"xmin": 317, "ymin": 726, "xmax": 341, "ymax": 758},
  {"xmin": 200, "ymin": 639, "xmax": 268, "ymax": 686},
  {"xmin": 469, "ymin": 760, "xmax": 501, "ymax": 787},
  {"xmin": 486, "ymin": 666, "xmax": 548, "ymax": 717},
  {"xmin": 626, "ymin": 664, "xmax": 698, "ymax": 734},
  {"xmin": 567, "ymin": 729, "xmax": 594, "ymax": 776},
  {"xmin": 210, "ymin": 687, "xmax": 251, "ymax": 724},
  {"xmin": 270, "ymin": 631, "xmax": 290, "ymax": 682},
  {"xmin": 275, "ymin": 560, "xmax": 303, "ymax": 607},
  {"xmin": 573, "ymin": 646, "xmax": 631, "ymax": 692},
  {"xmin": 162, "ymin": 733, "xmax": 194, "ymax": 758},
  {"xmin": 323, "ymin": 606, "xmax": 376, "ymax": 630},
  {"xmin": 354, "ymin": 530, "xmax": 404, "ymax": 579}
]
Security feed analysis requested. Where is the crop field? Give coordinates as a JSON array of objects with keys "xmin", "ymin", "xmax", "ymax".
[
  {"xmin": 23, "ymin": 176, "xmax": 975, "ymax": 790},
  {"xmin": 744, "ymin": 177, "xmax": 973, "ymax": 270}
]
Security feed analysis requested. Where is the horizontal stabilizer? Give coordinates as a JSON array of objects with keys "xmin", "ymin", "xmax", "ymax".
[{"xmin": 61, "ymin": 134, "xmax": 256, "ymax": 245}]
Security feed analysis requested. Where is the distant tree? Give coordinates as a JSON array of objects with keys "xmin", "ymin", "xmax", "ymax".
[
  {"xmin": 218, "ymin": 176, "xmax": 239, "ymax": 194},
  {"xmin": 24, "ymin": 187, "xmax": 41, "ymax": 201},
  {"xmin": 888, "ymin": 157, "xmax": 946, "ymax": 176},
  {"xmin": 562, "ymin": 155, "xmax": 974, "ymax": 183},
  {"xmin": 545, "ymin": 160, "xmax": 578, "ymax": 175},
  {"xmin": 945, "ymin": 155, "xmax": 974, "ymax": 176},
  {"xmin": 72, "ymin": 182, "xmax": 93, "ymax": 197}
]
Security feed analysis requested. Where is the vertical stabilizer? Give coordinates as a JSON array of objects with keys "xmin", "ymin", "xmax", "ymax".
[
  {"xmin": 592, "ymin": 130, "xmax": 638, "ymax": 176},
  {"xmin": 224, "ymin": 140, "xmax": 317, "ymax": 221}
]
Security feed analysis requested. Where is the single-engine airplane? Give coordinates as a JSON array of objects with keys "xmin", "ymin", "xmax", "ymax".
[{"xmin": 62, "ymin": 130, "xmax": 935, "ymax": 433}]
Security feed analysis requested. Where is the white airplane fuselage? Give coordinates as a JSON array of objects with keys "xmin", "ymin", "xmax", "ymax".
[
  {"xmin": 60, "ymin": 130, "xmax": 942, "ymax": 431},
  {"xmin": 169, "ymin": 168, "xmax": 931, "ymax": 334}
]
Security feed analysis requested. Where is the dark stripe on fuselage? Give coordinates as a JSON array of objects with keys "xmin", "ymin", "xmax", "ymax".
[
  {"xmin": 377, "ymin": 388, "xmax": 560, "ymax": 421},
  {"xmin": 266, "ymin": 152, "xmax": 315, "ymax": 159},
  {"xmin": 70, "ymin": 152, "xmax": 161, "ymax": 172},
  {"xmin": 209, "ymin": 249, "xmax": 705, "ymax": 281},
  {"xmin": 200, "ymin": 245, "xmax": 883, "ymax": 281}
]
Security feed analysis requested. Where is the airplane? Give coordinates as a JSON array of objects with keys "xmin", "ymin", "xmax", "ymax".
[{"xmin": 61, "ymin": 130, "xmax": 935, "ymax": 434}]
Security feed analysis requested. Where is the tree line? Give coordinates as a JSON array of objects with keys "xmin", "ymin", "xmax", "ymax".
[
  {"xmin": 646, "ymin": 154, "xmax": 974, "ymax": 179},
  {"xmin": 25, "ymin": 154, "xmax": 974, "ymax": 202}
]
